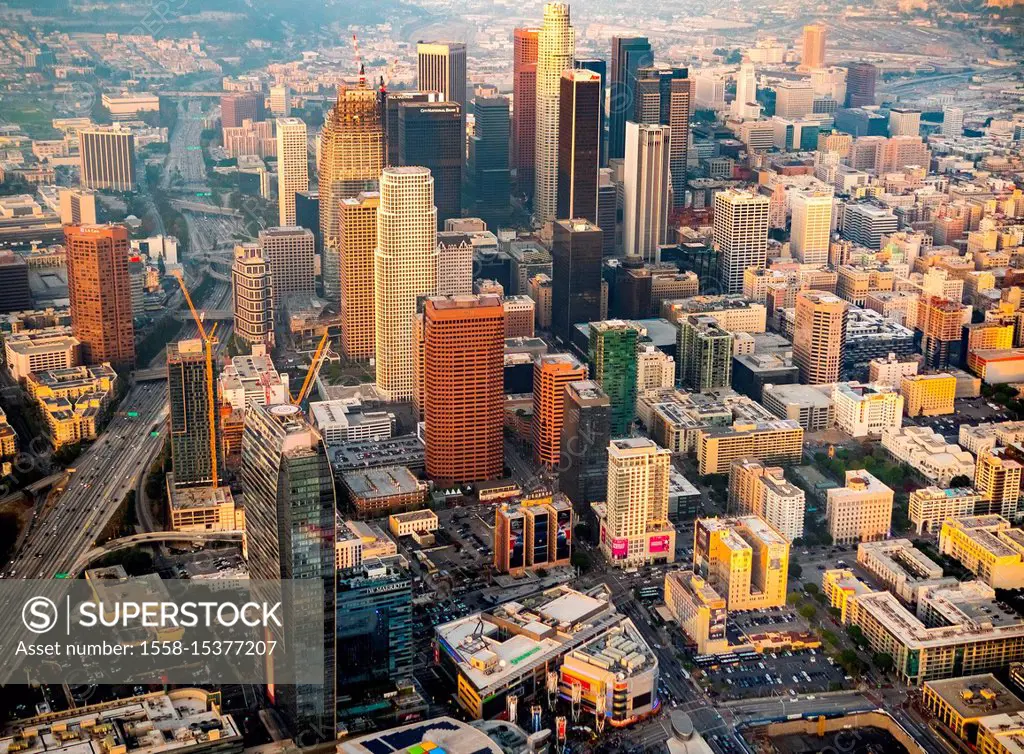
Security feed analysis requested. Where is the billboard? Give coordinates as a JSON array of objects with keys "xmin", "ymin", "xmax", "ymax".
[
  {"xmin": 555, "ymin": 509, "xmax": 572, "ymax": 561},
  {"xmin": 611, "ymin": 537, "xmax": 628, "ymax": 559},
  {"xmin": 509, "ymin": 515, "xmax": 525, "ymax": 569},
  {"xmin": 532, "ymin": 511, "xmax": 549, "ymax": 565},
  {"xmin": 648, "ymin": 534, "xmax": 671, "ymax": 554}
]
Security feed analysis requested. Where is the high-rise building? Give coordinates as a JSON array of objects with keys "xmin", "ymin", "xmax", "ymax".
[
  {"xmin": 598, "ymin": 438, "xmax": 675, "ymax": 568},
  {"xmin": 294, "ymin": 191, "xmax": 320, "ymax": 251},
  {"xmin": 468, "ymin": 96, "xmax": 511, "ymax": 227},
  {"xmin": 774, "ymin": 81, "xmax": 815, "ymax": 119},
  {"xmin": 258, "ymin": 226, "xmax": 314, "ymax": 310},
  {"xmin": 231, "ymin": 242, "xmax": 274, "ymax": 347},
  {"xmin": 319, "ymin": 84, "xmax": 384, "ymax": 305},
  {"xmin": 609, "ymin": 37, "xmax": 653, "ymax": 161},
  {"xmin": 975, "ymin": 450, "xmax": 1023, "ymax": 519},
  {"xmin": 374, "ymin": 167, "xmax": 438, "ymax": 401},
  {"xmin": 556, "ymin": 69, "xmax": 602, "ymax": 224},
  {"xmin": 597, "ymin": 169, "xmax": 617, "ymax": 256},
  {"xmin": 623, "ymin": 121, "xmax": 671, "ymax": 262},
  {"xmin": 678, "ymin": 314, "xmax": 733, "ymax": 392},
  {"xmin": 731, "ymin": 62, "xmax": 761, "ymax": 120},
  {"xmin": 793, "ymin": 291, "xmax": 847, "ymax": 385},
  {"xmin": 842, "ymin": 202, "xmax": 898, "ymax": 249},
  {"xmin": 728, "ymin": 460, "xmax": 805, "ymax": 542},
  {"xmin": 275, "ymin": 118, "xmax": 308, "ymax": 226},
  {"xmin": 588, "ymin": 320, "xmax": 640, "ymax": 436},
  {"xmin": 241, "ymin": 402, "xmax": 335, "ymax": 739},
  {"xmin": 560, "ymin": 380, "xmax": 611, "ymax": 506},
  {"xmin": 714, "ymin": 189, "xmax": 770, "ymax": 294},
  {"xmin": 422, "ymin": 294, "xmax": 504, "ymax": 483},
  {"xmin": 915, "ymin": 296, "xmax": 967, "ymax": 370},
  {"xmin": 551, "ymin": 218, "xmax": 603, "ymax": 344},
  {"xmin": 399, "ymin": 101, "xmax": 463, "ymax": 228},
  {"xmin": 383, "ymin": 91, "xmax": 440, "ymax": 166},
  {"xmin": 790, "ymin": 189, "xmax": 834, "ymax": 265},
  {"xmin": 694, "ymin": 516, "xmax": 789, "ymax": 609},
  {"xmin": 513, "ymin": 28, "xmax": 540, "ymax": 193},
  {"xmin": 574, "ymin": 58, "xmax": 607, "ymax": 166},
  {"xmin": 826, "ymin": 469, "xmax": 893, "ymax": 544},
  {"xmin": 942, "ymin": 106, "xmax": 965, "ymax": 137},
  {"xmin": 65, "ymin": 224, "xmax": 135, "ymax": 369},
  {"xmin": 58, "ymin": 188, "xmax": 97, "ymax": 225},
  {"xmin": 532, "ymin": 353, "xmax": 587, "ymax": 469},
  {"xmin": 845, "ymin": 62, "xmax": 877, "ymax": 108},
  {"xmin": 632, "ymin": 65, "xmax": 692, "ymax": 210},
  {"xmin": 802, "ymin": 24, "xmax": 827, "ymax": 69},
  {"xmin": 416, "ymin": 41, "xmax": 467, "ymax": 127},
  {"xmin": 339, "ymin": 192, "xmax": 379, "ymax": 361},
  {"xmin": 79, "ymin": 127, "xmax": 135, "ymax": 191},
  {"xmin": 533, "ymin": 3, "xmax": 575, "ymax": 225},
  {"xmin": 889, "ymin": 108, "xmax": 921, "ymax": 137},
  {"xmin": 436, "ymin": 231, "xmax": 474, "ymax": 296},
  {"xmin": 221, "ymin": 92, "xmax": 264, "ymax": 128},
  {"xmin": 269, "ymin": 85, "xmax": 291, "ymax": 117},
  {"xmin": 167, "ymin": 338, "xmax": 223, "ymax": 488},
  {"xmin": 0, "ymin": 252, "xmax": 30, "ymax": 313}
]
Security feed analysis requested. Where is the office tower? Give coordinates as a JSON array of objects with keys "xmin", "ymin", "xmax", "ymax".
[
  {"xmin": 845, "ymin": 62, "xmax": 877, "ymax": 107},
  {"xmin": 513, "ymin": 28, "xmax": 540, "ymax": 192},
  {"xmin": 232, "ymin": 242, "xmax": 275, "ymax": 348},
  {"xmin": 574, "ymin": 58, "xmax": 607, "ymax": 165},
  {"xmin": 597, "ymin": 170, "xmax": 617, "ymax": 256},
  {"xmin": 533, "ymin": 353, "xmax": 587, "ymax": 468},
  {"xmin": 974, "ymin": 450, "xmax": 1022, "ymax": 518},
  {"xmin": 842, "ymin": 202, "xmax": 898, "ymax": 249},
  {"xmin": 915, "ymin": 296, "xmax": 966, "ymax": 370},
  {"xmin": 469, "ymin": 96, "xmax": 511, "ymax": 227},
  {"xmin": 65, "ymin": 224, "xmax": 135, "ymax": 369},
  {"xmin": 694, "ymin": 516, "xmax": 789, "ymax": 609},
  {"xmin": 774, "ymin": 81, "xmax": 814, "ymax": 119},
  {"xmin": 588, "ymin": 320, "xmax": 640, "ymax": 436},
  {"xmin": 793, "ymin": 290, "xmax": 847, "ymax": 385},
  {"xmin": 714, "ymin": 189, "xmax": 770, "ymax": 294},
  {"xmin": 58, "ymin": 188, "xmax": 97, "ymax": 225},
  {"xmin": 678, "ymin": 314, "xmax": 733, "ymax": 392},
  {"xmin": 339, "ymin": 192, "xmax": 379, "ymax": 362},
  {"xmin": 79, "ymin": 127, "xmax": 135, "ymax": 191},
  {"xmin": 609, "ymin": 37, "xmax": 653, "ymax": 161},
  {"xmin": 436, "ymin": 231, "xmax": 474, "ymax": 296},
  {"xmin": 889, "ymin": 108, "xmax": 921, "ymax": 137},
  {"xmin": 276, "ymin": 118, "xmax": 308, "ymax": 226},
  {"xmin": 599, "ymin": 438, "xmax": 674, "ymax": 568},
  {"xmin": 167, "ymin": 338, "xmax": 223, "ymax": 488},
  {"xmin": 790, "ymin": 189, "xmax": 834, "ymax": 265},
  {"xmin": 422, "ymin": 294, "xmax": 504, "ymax": 483},
  {"xmin": 221, "ymin": 92, "xmax": 264, "ymax": 128},
  {"xmin": 0, "ymin": 252, "xmax": 30, "ymax": 313},
  {"xmin": 551, "ymin": 219, "xmax": 603, "ymax": 344},
  {"xmin": 241, "ymin": 402, "xmax": 335, "ymax": 740},
  {"xmin": 374, "ymin": 167, "xmax": 438, "ymax": 401},
  {"xmin": 294, "ymin": 191, "xmax": 320, "ymax": 251},
  {"xmin": 319, "ymin": 85, "xmax": 384, "ymax": 305},
  {"xmin": 258, "ymin": 226, "xmax": 314, "ymax": 310},
  {"xmin": 942, "ymin": 105, "xmax": 964, "ymax": 137},
  {"xmin": 417, "ymin": 41, "xmax": 467, "ymax": 119},
  {"xmin": 269, "ymin": 85, "xmax": 291, "ymax": 116},
  {"xmin": 633, "ymin": 65, "xmax": 691, "ymax": 210},
  {"xmin": 802, "ymin": 24, "xmax": 827, "ymax": 69},
  {"xmin": 623, "ymin": 122, "xmax": 671, "ymax": 262},
  {"xmin": 825, "ymin": 469, "xmax": 893, "ymax": 544},
  {"xmin": 731, "ymin": 62, "xmax": 761, "ymax": 120},
  {"xmin": 384, "ymin": 91, "xmax": 439, "ymax": 166},
  {"xmin": 557, "ymin": 69, "xmax": 601, "ymax": 224},
  {"xmin": 560, "ymin": 380, "xmax": 611, "ymax": 505},
  {"xmin": 399, "ymin": 101, "xmax": 463, "ymax": 228},
  {"xmin": 534, "ymin": 3, "xmax": 575, "ymax": 225}
]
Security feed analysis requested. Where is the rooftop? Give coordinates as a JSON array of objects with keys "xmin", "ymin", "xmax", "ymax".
[
  {"xmin": 342, "ymin": 466, "xmax": 425, "ymax": 499},
  {"xmin": 925, "ymin": 674, "xmax": 1024, "ymax": 720},
  {"xmin": 340, "ymin": 717, "xmax": 505, "ymax": 754}
]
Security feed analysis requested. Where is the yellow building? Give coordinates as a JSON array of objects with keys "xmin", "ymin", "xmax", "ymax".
[
  {"xmin": 977, "ymin": 711, "xmax": 1024, "ymax": 754},
  {"xmin": 167, "ymin": 482, "xmax": 243, "ymax": 533},
  {"xmin": 663, "ymin": 569, "xmax": 729, "ymax": 653},
  {"xmin": 25, "ymin": 363, "xmax": 117, "ymax": 449},
  {"xmin": 922, "ymin": 674, "xmax": 1024, "ymax": 745},
  {"xmin": 974, "ymin": 450, "xmax": 1023, "ymax": 519},
  {"xmin": 939, "ymin": 515, "xmax": 1024, "ymax": 590},
  {"xmin": 901, "ymin": 373, "xmax": 956, "ymax": 417},
  {"xmin": 693, "ymin": 515, "xmax": 789, "ymax": 611},
  {"xmin": 388, "ymin": 509, "xmax": 439, "ymax": 538},
  {"xmin": 696, "ymin": 420, "xmax": 804, "ymax": 476},
  {"xmin": 822, "ymin": 569, "xmax": 874, "ymax": 623},
  {"xmin": 0, "ymin": 407, "xmax": 17, "ymax": 459},
  {"xmin": 909, "ymin": 486, "xmax": 981, "ymax": 535}
]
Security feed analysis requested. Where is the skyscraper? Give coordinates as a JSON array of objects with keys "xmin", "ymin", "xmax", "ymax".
[
  {"xmin": 678, "ymin": 314, "xmax": 733, "ymax": 392},
  {"xmin": 845, "ymin": 62, "xmax": 877, "ymax": 108},
  {"xmin": 422, "ymin": 294, "xmax": 504, "ymax": 483},
  {"xmin": 318, "ymin": 84, "xmax": 384, "ymax": 305},
  {"xmin": 384, "ymin": 91, "xmax": 440, "ymax": 166},
  {"xmin": 790, "ymin": 189, "xmax": 834, "ymax": 265},
  {"xmin": 231, "ymin": 242, "xmax": 275, "ymax": 347},
  {"xmin": 269, "ymin": 85, "xmax": 291, "ymax": 117},
  {"xmin": 241, "ymin": 402, "xmax": 335, "ymax": 740},
  {"xmin": 79, "ymin": 127, "xmax": 135, "ymax": 191},
  {"xmin": 416, "ymin": 41, "xmax": 468, "ymax": 116},
  {"xmin": 276, "ymin": 117, "xmax": 308, "ymax": 226},
  {"xmin": 374, "ymin": 167, "xmax": 438, "ymax": 401},
  {"xmin": 559, "ymin": 380, "xmax": 611, "ymax": 506},
  {"xmin": 468, "ymin": 96, "xmax": 511, "ymax": 227},
  {"xmin": 623, "ymin": 121, "xmax": 671, "ymax": 262},
  {"xmin": 589, "ymin": 320, "xmax": 640, "ymax": 437},
  {"xmin": 534, "ymin": 3, "xmax": 575, "ymax": 225},
  {"xmin": 609, "ymin": 37, "xmax": 653, "ymax": 161},
  {"xmin": 714, "ymin": 188, "xmax": 770, "ymax": 294},
  {"xmin": 399, "ymin": 101, "xmax": 463, "ymax": 228},
  {"xmin": 942, "ymin": 106, "xmax": 964, "ymax": 137},
  {"xmin": 339, "ymin": 192, "xmax": 379, "ymax": 362},
  {"xmin": 793, "ymin": 291, "xmax": 847, "ymax": 385},
  {"xmin": 888, "ymin": 107, "xmax": 922, "ymax": 137},
  {"xmin": 632, "ymin": 66, "xmax": 692, "ymax": 210},
  {"xmin": 65, "ymin": 224, "xmax": 135, "ymax": 369},
  {"xmin": 551, "ymin": 218, "xmax": 603, "ymax": 344},
  {"xmin": 167, "ymin": 338, "xmax": 223, "ymax": 488},
  {"xmin": 58, "ymin": 188, "xmax": 97, "ymax": 225},
  {"xmin": 221, "ymin": 92, "xmax": 264, "ymax": 128},
  {"xmin": 532, "ymin": 353, "xmax": 587, "ymax": 469},
  {"xmin": 574, "ymin": 58, "xmax": 607, "ymax": 166},
  {"xmin": 731, "ymin": 62, "xmax": 761, "ymax": 120},
  {"xmin": 557, "ymin": 69, "xmax": 602, "ymax": 224},
  {"xmin": 436, "ymin": 231, "xmax": 474, "ymax": 296},
  {"xmin": 513, "ymin": 28, "xmax": 540, "ymax": 193},
  {"xmin": 802, "ymin": 24, "xmax": 827, "ymax": 69},
  {"xmin": 258, "ymin": 226, "xmax": 314, "ymax": 310}
]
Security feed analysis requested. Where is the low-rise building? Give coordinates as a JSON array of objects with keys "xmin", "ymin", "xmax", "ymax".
[
  {"xmin": 336, "ymin": 517, "xmax": 398, "ymax": 569},
  {"xmin": 868, "ymin": 352, "xmax": 920, "ymax": 388},
  {"xmin": 309, "ymin": 398, "xmax": 395, "ymax": 444},
  {"xmin": 856, "ymin": 539, "xmax": 957, "ymax": 604},
  {"xmin": 494, "ymin": 494, "xmax": 573, "ymax": 575},
  {"xmin": 217, "ymin": 351, "xmax": 289, "ymax": 410},
  {"xmin": 696, "ymin": 420, "xmax": 804, "ymax": 476},
  {"xmin": 761, "ymin": 383, "xmax": 834, "ymax": 431},
  {"xmin": 26, "ymin": 363, "xmax": 117, "ymax": 448},
  {"xmin": 901, "ymin": 373, "xmax": 956, "ymax": 417},
  {"xmin": 341, "ymin": 466, "xmax": 430, "ymax": 519},
  {"xmin": 663, "ymin": 570, "xmax": 729, "ymax": 654},
  {"xmin": 832, "ymin": 381, "xmax": 903, "ymax": 438},
  {"xmin": 922, "ymin": 674, "xmax": 1024, "ymax": 746},
  {"xmin": 3, "ymin": 329, "xmax": 80, "ymax": 380},
  {"xmin": 826, "ymin": 470, "xmax": 894, "ymax": 545},
  {"xmin": 909, "ymin": 486, "xmax": 981, "ymax": 535},
  {"xmin": 166, "ymin": 479, "xmax": 243, "ymax": 533},
  {"xmin": 389, "ymin": 509, "xmax": 439, "ymax": 538},
  {"xmin": 882, "ymin": 426, "xmax": 976, "ymax": 487},
  {"xmin": 939, "ymin": 515, "xmax": 1024, "ymax": 590}
]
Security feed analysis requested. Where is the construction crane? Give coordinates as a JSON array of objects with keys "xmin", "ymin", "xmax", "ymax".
[
  {"xmin": 172, "ymin": 270, "xmax": 220, "ymax": 489},
  {"xmin": 289, "ymin": 331, "xmax": 331, "ymax": 406}
]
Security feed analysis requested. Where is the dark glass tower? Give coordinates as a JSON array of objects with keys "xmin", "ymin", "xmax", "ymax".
[
  {"xmin": 574, "ymin": 58, "xmax": 607, "ymax": 166},
  {"xmin": 559, "ymin": 380, "xmax": 611, "ymax": 508},
  {"xmin": 167, "ymin": 339, "xmax": 223, "ymax": 488},
  {"xmin": 469, "ymin": 96, "xmax": 511, "ymax": 227},
  {"xmin": 609, "ymin": 37, "xmax": 653, "ymax": 161},
  {"xmin": 633, "ymin": 65, "xmax": 692, "ymax": 210},
  {"xmin": 557, "ymin": 69, "xmax": 602, "ymax": 224},
  {"xmin": 551, "ymin": 218, "xmax": 603, "ymax": 346},
  {"xmin": 398, "ymin": 101, "xmax": 463, "ymax": 228}
]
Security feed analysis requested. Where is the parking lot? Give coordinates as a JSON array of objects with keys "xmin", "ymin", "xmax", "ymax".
[{"xmin": 697, "ymin": 647, "xmax": 852, "ymax": 701}]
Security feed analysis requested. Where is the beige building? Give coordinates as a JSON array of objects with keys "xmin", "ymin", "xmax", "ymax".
[
  {"xmin": 714, "ymin": 189, "xmax": 770, "ymax": 294},
  {"xmin": 339, "ymin": 192, "xmax": 380, "ymax": 361},
  {"xmin": 694, "ymin": 515, "xmax": 789, "ymax": 611},
  {"xmin": 728, "ymin": 459, "xmax": 805, "ymax": 541},
  {"xmin": 257, "ymin": 226, "xmax": 314, "ymax": 311},
  {"xmin": 26, "ymin": 364, "xmax": 117, "ymax": 449},
  {"xmin": 790, "ymin": 189, "xmax": 834, "ymax": 265},
  {"xmin": 832, "ymin": 381, "xmax": 904, "ymax": 438},
  {"xmin": 856, "ymin": 539, "xmax": 956, "ymax": 604},
  {"xmin": 4, "ymin": 330, "xmax": 80, "ymax": 380},
  {"xmin": 939, "ymin": 515, "xmax": 1024, "ymax": 590},
  {"xmin": 793, "ymin": 290, "xmax": 847, "ymax": 385},
  {"xmin": 388, "ymin": 509, "xmax": 439, "ymax": 538},
  {"xmin": 697, "ymin": 420, "xmax": 804, "ymax": 476},
  {"xmin": 231, "ymin": 243, "xmax": 274, "ymax": 347},
  {"xmin": 826, "ymin": 469, "xmax": 894, "ymax": 545},
  {"xmin": 275, "ymin": 117, "xmax": 308, "ymax": 226},
  {"xmin": 664, "ymin": 570, "xmax": 728, "ymax": 653},
  {"xmin": 975, "ymin": 450, "xmax": 1023, "ymax": 519},
  {"xmin": 909, "ymin": 486, "xmax": 981, "ymax": 535},
  {"xmin": 167, "ymin": 484, "xmax": 243, "ymax": 533},
  {"xmin": 533, "ymin": 3, "xmax": 575, "ymax": 225},
  {"xmin": 868, "ymin": 352, "xmax": 920, "ymax": 388}
]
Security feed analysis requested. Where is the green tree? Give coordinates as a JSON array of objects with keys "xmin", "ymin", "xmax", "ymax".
[
  {"xmin": 798, "ymin": 603, "xmax": 817, "ymax": 620},
  {"xmin": 872, "ymin": 652, "xmax": 894, "ymax": 673},
  {"xmin": 949, "ymin": 474, "xmax": 973, "ymax": 488},
  {"xmin": 789, "ymin": 559, "xmax": 803, "ymax": 579},
  {"xmin": 846, "ymin": 624, "xmax": 867, "ymax": 647},
  {"xmin": 803, "ymin": 582, "xmax": 819, "ymax": 595}
]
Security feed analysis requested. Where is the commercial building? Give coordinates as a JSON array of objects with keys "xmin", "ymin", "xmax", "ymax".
[
  {"xmin": 258, "ymin": 226, "xmax": 314, "ymax": 311},
  {"xmin": 399, "ymin": 102, "xmax": 463, "ymax": 228},
  {"xmin": 3, "ymin": 330, "xmax": 79, "ymax": 380},
  {"xmin": 532, "ymin": 353, "xmax": 587, "ymax": 468},
  {"xmin": 493, "ymin": 493, "xmax": 573, "ymax": 574},
  {"xmin": 693, "ymin": 515, "xmax": 789, "ymax": 611},
  {"xmin": 732, "ymin": 353, "xmax": 799, "ymax": 402},
  {"xmin": 882, "ymin": 426, "xmax": 975, "ymax": 487},
  {"xmin": 677, "ymin": 315, "xmax": 732, "ymax": 392},
  {"xmin": 65, "ymin": 224, "xmax": 135, "ymax": 369},
  {"xmin": 663, "ymin": 570, "xmax": 728, "ymax": 653},
  {"xmin": 557, "ymin": 69, "xmax": 601, "ymax": 224},
  {"xmin": 389, "ymin": 509, "xmax": 439, "ymax": 538},
  {"xmin": 275, "ymin": 118, "xmax": 308, "ymax": 226},
  {"xmin": 609, "ymin": 36, "xmax": 653, "ymax": 160},
  {"xmin": 845, "ymin": 62, "xmax": 877, "ymax": 108},
  {"xmin": 221, "ymin": 92, "xmax": 264, "ymax": 128},
  {"xmin": 899, "ymin": 373, "xmax": 955, "ymax": 418},
  {"xmin": 551, "ymin": 219, "xmax": 603, "ymax": 345},
  {"xmin": 533, "ymin": 3, "xmax": 575, "ymax": 225},
  {"xmin": 512, "ymin": 28, "xmax": 540, "ymax": 193},
  {"xmin": 79, "ymin": 127, "xmax": 135, "ymax": 191},
  {"xmin": 469, "ymin": 96, "xmax": 511, "ymax": 227},
  {"xmin": 597, "ymin": 438, "xmax": 675, "ymax": 568},
  {"xmin": 793, "ymin": 291, "xmax": 847, "ymax": 385},
  {"xmin": 231, "ymin": 243, "xmax": 274, "ymax": 348},
  {"xmin": 826, "ymin": 470, "xmax": 894, "ymax": 545},
  {"xmin": 909, "ymin": 486, "xmax": 981, "ymax": 535},
  {"xmin": 715, "ymin": 189, "xmax": 770, "ymax": 294},
  {"xmin": 831, "ymin": 381, "xmax": 904, "ymax": 438},
  {"xmin": 588, "ymin": 320, "xmax": 640, "ymax": 436},
  {"xmin": 802, "ymin": 24, "xmax": 827, "ymax": 68},
  {"xmin": 974, "ymin": 450, "xmax": 1022, "ymax": 519},
  {"xmin": 309, "ymin": 399, "xmax": 394, "ymax": 444},
  {"xmin": 632, "ymin": 65, "xmax": 691, "ymax": 209},
  {"xmin": 437, "ymin": 232, "xmax": 474, "ymax": 297},
  {"xmin": 857, "ymin": 539, "xmax": 957, "ymax": 604},
  {"xmin": 167, "ymin": 484, "xmax": 242, "ymax": 533},
  {"xmin": 664, "ymin": 295, "xmax": 767, "ymax": 333},
  {"xmin": 761, "ymin": 383, "xmax": 834, "ymax": 432},
  {"xmin": 0, "ymin": 251, "xmax": 31, "ymax": 313},
  {"xmin": 559, "ymin": 380, "xmax": 611, "ymax": 506},
  {"xmin": 338, "ymin": 192, "xmax": 380, "ymax": 361},
  {"xmin": 939, "ymin": 516, "xmax": 1024, "ymax": 590},
  {"xmin": 57, "ymin": 187, "xmax": 97, "ymax": 226},
  {"xmin": 790, "ymin": 189, "xmax": 834, "ymax": 265},
  {"xmin": 623, "ymin": 122, "xmax": 671, "ymax": 262},
  {"xmin": 697, "ymin": 420, "xmax": 804, "ymax": 476},
  {"xmin": 341, "ymin": 464, "xmax": 430, "ymax": 519},
  {"xmin": 728, "ymin": 460, "xmax": 805, "ymax": 541},
  {"xmin": 922, "ymin": 675, "xmax": 1024, "ymax": 747},
  {"xmin": 916, "ymin": 296, "xmax": 967, "ymax": 371},
  {"xmin": 417, "ymin": 40, "xmax": 467, "ymax": 128},
  {"xmin": 167, "ymin": 339, "xmax": 223, "ymax": 489}
]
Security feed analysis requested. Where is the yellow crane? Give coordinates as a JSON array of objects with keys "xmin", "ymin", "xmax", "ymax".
[
  {"xmin": 172, "ymin": 270, "xmax": 219, "ymax": 489},
  {"xmin": 290, "ymin": 331, "xmax": 331, "ymax": 406}
]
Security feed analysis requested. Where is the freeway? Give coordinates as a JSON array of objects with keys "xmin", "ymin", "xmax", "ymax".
[{"xmin": 2, "ymin": 382, "xmax": 168, "ymax": 579}]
